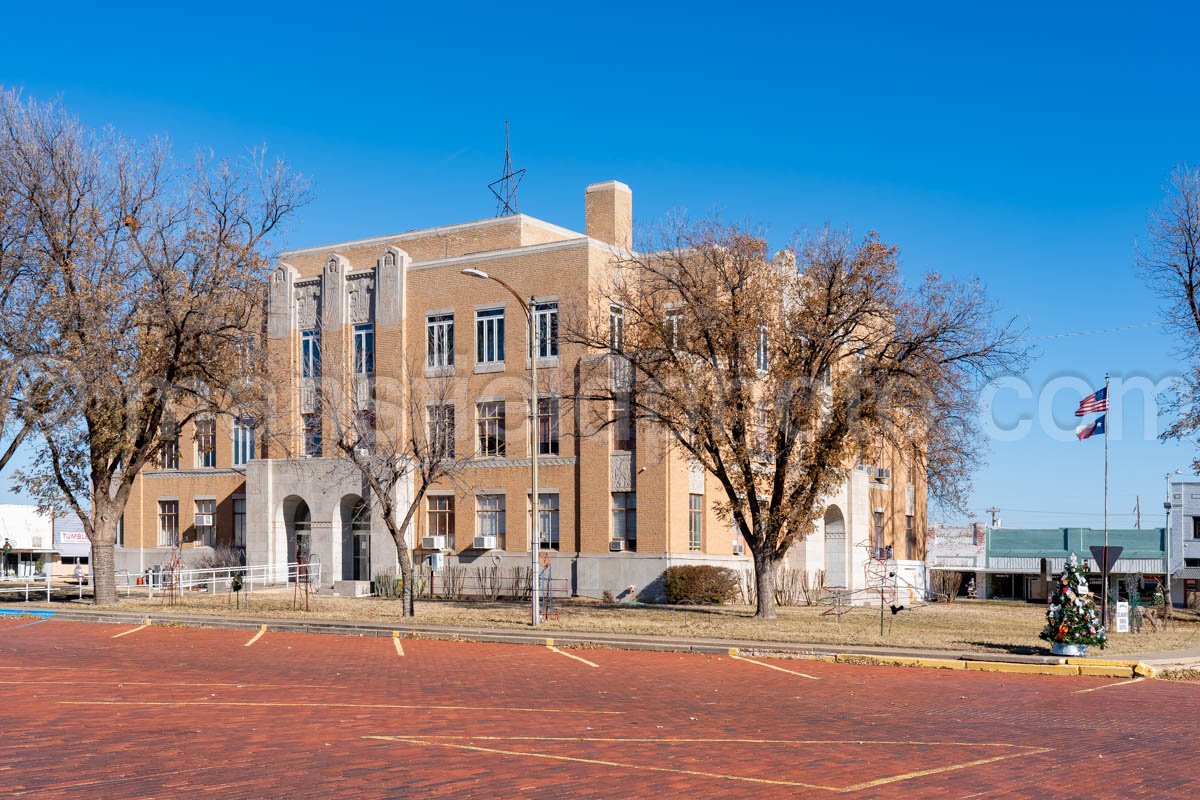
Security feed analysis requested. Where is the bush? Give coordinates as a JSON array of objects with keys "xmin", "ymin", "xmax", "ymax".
[{"xmin": 661, "ymin": 565, "xmax": 738, "ymax": 605}]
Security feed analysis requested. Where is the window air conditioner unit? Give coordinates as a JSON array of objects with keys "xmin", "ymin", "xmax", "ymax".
[
  {"xmin": 473, "ymin": 535, "xmax": 498, "ymax": 550},
  {"xmin": 875, "ymin": 468, "xmax": 892, "ymax": 481},
  {"xmin": 194, "ymin": 514, "xmax": 214, "ymax": 527},
  {"xmin": 421, "ymin": 535, "xmax": 447, "ymax": 550},
  {"xmin": 732, "ymin": 543, "xmax": 745, "ymax": 555},
  {"xmin": 609, "ymin": 540, "xmax": 625, "ymax": 552}
]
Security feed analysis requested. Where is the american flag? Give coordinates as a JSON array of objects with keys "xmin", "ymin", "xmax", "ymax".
[{"xmin": 1075, "ymin": 386, "xmax": 1108, "ymax": 416}]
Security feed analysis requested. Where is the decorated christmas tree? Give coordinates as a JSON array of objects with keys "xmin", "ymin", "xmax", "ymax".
[{"xmin": 1040, "ymin": 553, "xmax": 1106, "ymax": 652}]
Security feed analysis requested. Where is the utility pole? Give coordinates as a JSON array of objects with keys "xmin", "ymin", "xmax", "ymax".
[
  {"xmin": 1135, "ymin": 496, "xmax": 1141, "ymax": 529},
  {"xmin": 986, "ymin": 507, "xmax": 1000, "ymax": 528}
]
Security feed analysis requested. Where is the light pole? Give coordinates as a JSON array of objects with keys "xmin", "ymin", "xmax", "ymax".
[
  {"xmin": 462, "ymin": 268, "xmax": 541, "ymax": 627},
  {"xmin": 1165, "ymin": 469, "xmax": 1182, "ymax": 616}
]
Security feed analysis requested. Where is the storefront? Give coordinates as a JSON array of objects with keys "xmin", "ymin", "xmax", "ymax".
[{"xmin": 0, "ymin": 504, "xmax": 56, "ymax": 578}]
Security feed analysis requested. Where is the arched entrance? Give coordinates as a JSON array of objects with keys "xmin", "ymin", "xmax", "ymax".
[
  {"xmin": 341, "ymin": 495, "xmax": 371, "ymax": 581},
  {"xmin": 824, "ymin": 505, "xmax": 847, "ymax": 588},
  {"xmin": 285, "ymin": 498, "xmax": 311, "ymax": 582}
]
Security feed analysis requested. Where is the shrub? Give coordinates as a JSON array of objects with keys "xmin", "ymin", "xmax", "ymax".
[{"xmin": 661, "ymin": 565, "xmax": 738, "ymax": 605}]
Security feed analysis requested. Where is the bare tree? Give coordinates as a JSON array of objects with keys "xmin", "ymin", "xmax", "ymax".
[
  {"xmin": 318, "ymin": 360, "xmax": 471, "ymax": 616},
  {"xmin": 1139, "ymin": 165, "xmax": 1200, "ymax": 461},
  {"xmin": 0, "ymin": 89, "xmax": 308, "ymax": 604},
  {"xmin": 0, "ymin": 113, "xmax": 49, "ymax": 477},
  {"xmin": 565, "ymin": 218, "xmax": 1026, "ymax": 619}
]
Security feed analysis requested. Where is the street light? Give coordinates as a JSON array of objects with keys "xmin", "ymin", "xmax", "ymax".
[
  {"xmin": 1165, "ymin": 469, "xmax": 1182, "ymax": 617},
  {"xmin": 461, "ymin": 267, "xmax": 542, "ymax": 627}
]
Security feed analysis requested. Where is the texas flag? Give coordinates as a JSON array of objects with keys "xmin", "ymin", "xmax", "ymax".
[{"xmin": 1076, "ymin": 414, "xmax": 1106, "ymax": 441}]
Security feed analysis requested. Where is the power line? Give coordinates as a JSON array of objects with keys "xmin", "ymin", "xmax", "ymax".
[{"xmin": 1029, "ymin": 321, "xmax": 1162, "ymax": 341}]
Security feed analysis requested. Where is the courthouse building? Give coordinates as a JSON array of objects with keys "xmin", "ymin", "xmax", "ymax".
[{"xmin": 117, "ymin": 181, "xmax": 927, "ymax": 599}]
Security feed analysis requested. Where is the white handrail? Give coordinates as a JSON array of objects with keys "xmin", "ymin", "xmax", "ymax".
[
  {"xmin": 0, "ymin": 571, "xmax": 53, "ymax": 601},
  {"xmin": 131, "ymin": 561, "xmax": 322, "ymax": 597}
]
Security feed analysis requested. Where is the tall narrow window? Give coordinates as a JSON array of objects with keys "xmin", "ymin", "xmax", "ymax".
[
  {"xmin": 195, "ymin": 418, "xmax": 216, "ymax": 468},
  {"xmin": 303, "ymin": 414, "xmax": 322, "ymax": 457},
  {"xmin": 429, "ymin": 404, "xmax": 455, "ymax": 458},
  {"xmin": 612, "ymin": 394, "xmax": 636, "ymax": 451},
  {"xmin": 301, "ymin": 328, "xmax": 321, "ymax": 378},
  {"xmin": 476, "ymin": 494, "xmax": 506, "ymax": 546},
  {"xmin": 537, "ymin": 493, "xmax": 560, "ymax": 550},
  {"xmin": 873, "ymin": 510, "xmax": 885, "ymax": 557},
  {"xmin": 426, "ymin": 313, "xmax": 455, "ymax": 369},
  {"xmin": 612, "ymin": 492, "xmax": 636, "ymax": 551},
  {"xmin": 476, "ymin": 401, "xmax": 505, "ymax": 457},
  {"xmin": 609, "ymin": 305, "xmax": 624, "ymax": 352},
  {"xmin": 538, "ymin": 396, "xmax": 559, "ymax": 456},
  {"xmin": 233, "ymin": 498, "xmax": 246, "ymax": 549},
  {"xmin": 665, "ymin": 309, "xmax": 683, "ymax": 349},
  {"xmin": 232, "ymin": 418, "xmax": 255, "ymax": 466},
  {"xmin": 906, "ymin": 515, "xmax": 917, "ymax": 559},
  {"xmin": 194, "ymin": 499, "xmax": 216, "ymax": 547},
  {"xmin": 534, "ymin": 301, "xmax": 558, "ymax": 359},
  {"xmin": 355, "ymin": 409, "xmax": 376, "ymax": 451},
  {"xmin": 160, "ymin": 432, "xmax": 180, "ymax": 470},
  {"xmin": 427, "ymin": 495, "xmax": 455, "ymax": 549},
  {"xmin": 756, "ymin": 325, "xmax": 769, "ymax": 372},
  {"xmin": 475, "ymin": 308, "xmax": 505, "ymax": 366},
  {"xmin": 158, "ymin": 500, "xmax": 179, "ymax": 547},
  {"xmin": 353, "ymin": 323, "xmax": 375, "ymax": 375},
  {"xmin": 688, "ymin": 494, "xmax": 703, "ymax": 552}
]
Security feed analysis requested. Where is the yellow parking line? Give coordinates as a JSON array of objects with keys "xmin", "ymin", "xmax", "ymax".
[
  {"xmin": 1072, "ymin": 676, "xmax": 1146, "ymax": 694},
  {"xmin": 546, "ymin": 644, "xmax": 598, "ymax": 668},
  {"xmin": 111, "ymin": 624, "xmax": 148, "ymax": 639},
  {"xmin": 244, "ymin": 625, "xmax": 267, "ymax": 647},
  {"xmin": 60, "ymin": 700, "xmax": 622, "ymax": 715},
  {"xmin": 392, "ymin": 631, "xmax": 405, "ymax": 657},
  {"xmin": 367, "ymin": 735, "xmax": 1049, "ymax": 792},
  {"xmin": 731, "ymin": 654, "xmax": 819, "ymax": 680}
]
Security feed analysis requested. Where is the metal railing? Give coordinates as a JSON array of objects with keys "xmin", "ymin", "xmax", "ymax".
[
  {"xmin": 122, "ymin": 561, "xmax": 322, "ymax": 598},
  {"xmin": 0, "ymin": 572, "xmax": 52, "ymax": 601}
]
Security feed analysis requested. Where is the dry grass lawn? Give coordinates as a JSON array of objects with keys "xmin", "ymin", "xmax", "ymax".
[{"xmin": 30, "ymin": 590, "xmax": 1200, "ymax": 657}]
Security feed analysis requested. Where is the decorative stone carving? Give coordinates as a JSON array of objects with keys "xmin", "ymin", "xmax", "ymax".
[
  {"xmin": 611, "ymin": 452, "xmax": 633, "ymax": 492},
  {"xmin": 688, "ymin": 459, "xmax": 705, "ymax": 494},
  {"xmin": 376, "ymin": 246, "xmax": 409, "ymax": 327},
  {"xmin": 268, "ymin": 263, "xmax": 297, "ymax": 340},
  {"xmin": 347, "ymin": 272, "xmax": 376, "ymax": 325},
  {"xmin": 294, "ymin": 280, "xmax": 322, "ymax": 330}
]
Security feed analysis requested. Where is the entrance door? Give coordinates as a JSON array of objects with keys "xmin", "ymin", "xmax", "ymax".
[
  {"xmin": 288, "ymin": 500, "xmax": 311, "ymax": 583},
  {"xmin": 353, "ymin": 534, "xmax": 370, "ymax": 581},
  {"xmin": 823, "ymin": 506, "xmax": 847, "ymax": 588},
  {"xmin": 349, "ymin": 498, "xmax": 371, "ymax": 581}
]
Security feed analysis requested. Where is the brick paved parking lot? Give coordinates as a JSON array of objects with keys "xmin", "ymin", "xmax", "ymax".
[{"xmin": 0, "ymin": 616, "xmax": 1195, "ymax": 799}]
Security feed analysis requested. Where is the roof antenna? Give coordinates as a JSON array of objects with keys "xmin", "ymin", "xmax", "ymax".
[{"xmin": 489, "ymin": 120, "xmax": 525, "ymax": 216}]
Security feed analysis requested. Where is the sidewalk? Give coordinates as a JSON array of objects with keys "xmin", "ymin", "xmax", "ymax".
[{"xmin": 28, "ymin": 605, "xmax": 1174, "ymax": 676}]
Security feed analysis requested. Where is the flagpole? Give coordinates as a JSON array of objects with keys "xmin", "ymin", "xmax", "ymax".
[{"xmin": 1103, "ymin": 373, "xmax": 1110, "ymax": 629}]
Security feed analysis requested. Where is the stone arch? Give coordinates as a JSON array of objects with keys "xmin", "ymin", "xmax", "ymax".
[{"xmin": 823, "ymin": 505, "xmax": 847, "ymax": 589}]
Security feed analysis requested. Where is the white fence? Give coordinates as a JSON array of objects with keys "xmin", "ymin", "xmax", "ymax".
[
  {"xmin": 120, "ymin": 561, "xmax": 322, "ymax": 598},
  {"xmin": 0, "ymin": 572, "xmax": 52, "ymax": 601}
]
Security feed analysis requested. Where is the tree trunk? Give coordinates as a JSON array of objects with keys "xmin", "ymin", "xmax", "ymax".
[
  {"xmin": 90, "ymin": 512, "xmax": 121, "ymax": 606},
  {"xmin": 753, "ymin": 549, "xmax": 778, "ymax": 620},
  {"xmin": 399, "ymin": 549, "xmax": 415, "ymax": 618}
]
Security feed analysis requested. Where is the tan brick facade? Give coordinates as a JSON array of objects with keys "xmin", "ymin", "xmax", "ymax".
[{"xmin": 122, "ymin": 182, "xmax": 927, "ymax": 599}]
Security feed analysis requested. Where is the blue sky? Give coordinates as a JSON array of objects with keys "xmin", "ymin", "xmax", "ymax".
[{"xmin": 2, "ymin": 1, "xmax": 1198, "ymax": 527}]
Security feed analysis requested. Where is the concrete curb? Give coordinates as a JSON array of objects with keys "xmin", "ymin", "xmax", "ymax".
[
  {"xmin": 833, "ymin": 652, "xmax": 1153, "ymax": 679},
  {"xmin": 32, "ymin": 606, "xmax": 1157, "ymax": 678}
]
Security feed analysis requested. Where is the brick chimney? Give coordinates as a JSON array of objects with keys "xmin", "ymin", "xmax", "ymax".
[{"xmin": 585, "ymin": 181, "xmax": 632, "ymax": 249}]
